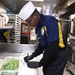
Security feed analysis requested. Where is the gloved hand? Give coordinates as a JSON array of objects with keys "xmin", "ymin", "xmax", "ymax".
[
  {"xmin": 24, "ymin": 55, "xmax": 33, "ymax": 62},
  {"xmin": 27, "ymin": 61, "xmax": 39, "ymax": 68}
]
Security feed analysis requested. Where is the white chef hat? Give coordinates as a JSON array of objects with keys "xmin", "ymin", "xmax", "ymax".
[{"xmin": 18, "ymin": 1, "xmax": 35, "ymax": 20}]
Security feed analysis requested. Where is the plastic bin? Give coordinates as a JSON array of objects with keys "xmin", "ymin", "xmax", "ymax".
[
  {"xmin": 0, "ymin": 59, "xmax": 3, "ymax": 69},
  {"xmin": 0, "ymin": 57, "xmax": 20, "ymax": 75},
  {"xmin": 0, "ymin": 70, "xmax": 18, "ymax": 75}
]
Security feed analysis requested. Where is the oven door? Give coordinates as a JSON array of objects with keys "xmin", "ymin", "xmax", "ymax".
[{"xmin": 68, "ymin": 45, "xmax": 75, "ymax": 64}]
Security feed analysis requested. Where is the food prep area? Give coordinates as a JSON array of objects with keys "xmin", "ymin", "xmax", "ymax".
[{"xmin": 0, "ymin": 53, "xmax": 38, "ymax": 75}]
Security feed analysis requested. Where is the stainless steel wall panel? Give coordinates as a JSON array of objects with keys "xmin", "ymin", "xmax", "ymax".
[{"xmin": 0, "ymin": 43, "xmax": 36, "ymax": 53}]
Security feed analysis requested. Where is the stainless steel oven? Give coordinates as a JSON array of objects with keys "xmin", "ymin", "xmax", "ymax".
[{"xmin": 68, "ymin": 45, "xmax": 75, "ymax": 64}]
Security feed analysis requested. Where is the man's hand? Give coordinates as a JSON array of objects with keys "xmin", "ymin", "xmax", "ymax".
[
  {"xmin": 27, "ymin": 61, "xmax": 39, "ymax": 68},
  {"xmin": 24, "ymin": 55, "xmax": 33, "ymax": 62}
]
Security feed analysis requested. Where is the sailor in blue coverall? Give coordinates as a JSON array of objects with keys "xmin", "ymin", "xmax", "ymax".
[{"xmin": 18, "ymin": 1, "xmax": 68, "ymax": 75}]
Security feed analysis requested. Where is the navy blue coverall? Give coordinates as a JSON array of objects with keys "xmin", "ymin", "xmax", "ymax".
[{"xmin": 31, "ymin": 14, "xmax": 68, "ymax": 75}]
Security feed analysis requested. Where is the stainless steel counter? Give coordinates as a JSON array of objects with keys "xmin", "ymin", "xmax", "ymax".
[
  {"xmin": 0, "ymin": 43, "xmax": 43, "ymax": 75},
  {"xmin": 0, "ymin": 43, "xmax": 36, "ymax": 53},
  {"xmin": 0, "ymin": 53, "xmax": 24, "ymax": 59}
]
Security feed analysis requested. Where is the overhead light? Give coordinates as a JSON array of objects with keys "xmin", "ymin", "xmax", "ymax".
[
  {"xmin": 27, "ymin": 0, "xmax": 44, "ymax": 1},
  {"xmin": 36, "ymin": 7, "xmax": 41, "ymax": 12}
]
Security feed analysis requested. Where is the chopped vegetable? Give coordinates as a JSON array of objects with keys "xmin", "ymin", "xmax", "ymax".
[{"xmin": 2, "ymin": 58, "xmax": 19, "ymax": 70}]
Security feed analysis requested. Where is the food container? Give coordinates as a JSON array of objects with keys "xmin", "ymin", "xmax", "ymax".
[
  {"xmin": 0, "ymin": 59, "xmax": 3, "ymax": 75},
  {"xmin": 0, "ymin": 59, "xmax": 3, "ymax": 69},
  {"xmin": 0, "ymin": 57, "xmax": 20, "ymax": 75}
]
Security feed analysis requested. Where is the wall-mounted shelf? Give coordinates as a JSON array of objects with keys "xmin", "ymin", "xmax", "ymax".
[
  {"xmin": 60, "ymin": 8, "xmax": 75, "ymax": 19},
  {"xmin": 60, "ymin": 2, "xmax": 75, "ymax": 19},
  {"xmin": 65, "ymin": 2, "xmax": 75, "ymax": 10},
  {"xmin": 8, "ymin": 19, "xmax": 15, "ymax": 23},
  {"xmin": 0, "ymin": 26, "xmax": 13, "ymax": 29}
]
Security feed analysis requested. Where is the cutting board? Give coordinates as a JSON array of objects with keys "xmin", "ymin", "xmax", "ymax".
[{"xmin": 18, "ymin": 57, "xmax": 37, "ymax": 75}]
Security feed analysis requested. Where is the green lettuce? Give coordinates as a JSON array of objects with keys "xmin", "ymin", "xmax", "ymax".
[{"xmin": 2, "ymin": 58, "xmax": 19, "ymax": 70}]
